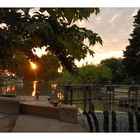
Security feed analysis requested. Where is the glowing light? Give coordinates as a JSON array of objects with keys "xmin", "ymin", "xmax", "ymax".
[
  {"xmin": 30, "ymin": 62, "xmax": 37, "ymax": 70},
  {"xmin": 5, "ymin": 85, "xmax": 15, "ymax": 94},
  {"xmin": 57, "ymin": 93, "xmax": 64, "ymax": 100},
  {"xmin": 32, "ymin": 81, "xmax": 37, "ymax": 96},
  {"xmin": 58, "ymin": 66, "xmax": 63, "ymax": 73},
  {"xmin": 32, "ymin": 46, "xmax": 47, "ymax": 58},
  {"xmin": 51, "ymin": 84, "xmax": 57, "ymax": 90}
]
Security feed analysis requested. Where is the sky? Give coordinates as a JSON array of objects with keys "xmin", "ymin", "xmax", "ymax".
[
  {"xmin": 30, "ymin": 8, "xmax": 139, "ymax": 66},
  {"xmin": 75, "ymin": 8, "xmax": 139, "ymax": 66}
]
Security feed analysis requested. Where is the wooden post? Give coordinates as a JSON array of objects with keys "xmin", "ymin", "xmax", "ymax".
[
  {"xmin": 64, "ymin": 86, "xmax": 68, "ymax": 104},
  {"xmin": 128, "ymin": 81, "xmax": 138, "ymax": 111},
  {"xmin": 135, "ymin": 112, "xmax": 140, "ymax": 132},
  {"xmin": 128, "ymin": 88, "xmax": 131, "ymax": 110},
  {"xmin": 35, "ymin": 91, "xmax": 39, "ymax": 100},
  {"xmin": 89, "ymin": 103, "xmax": 99, "ymax": 132},
  {"xmin": 103, "ymin": 90, "xmax": 108, "ymax": 112},
  {"xmin": 88, "ymin": 86, "xmax": 92, "ymax": 111},
  {"xmin": 111, "ymin": 86, "xmax": 115, "ymax": 111},
  {"xmin": 104, "ymin": 81, "xmax": 112, "ymax": 112},
  {"xmin": 83, "ymin": 87, "xmax": 87, "ymax": 113},
  {"xmin": 104, "ymin": 84, "xmax": 112, "ymax": 112},
  {"xmin": 70, "ymin": 86, "xmax": 73, "ymax": 105},
  {"xmin": 134, "ymin": 86, "xmax": 138, "ymax": 112},
  {"xmin": 112, "ymin": 111, "xmax": 116, "ymax": 132},
  {"xmin": 0, "ymin": 85, "xmax": 2, "ymax": 95},
  {"xmin": 103, "ymin": 111, "xmax": 109, "ymax": 132},
  {"xmin": 128, "ymin": 111, "xmax": 134, "ymax": 132}
]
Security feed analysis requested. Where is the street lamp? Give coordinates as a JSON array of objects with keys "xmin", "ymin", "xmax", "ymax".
[{"xmin": 30, "ymin": 62, "xmax": 37, "ymax": 81}]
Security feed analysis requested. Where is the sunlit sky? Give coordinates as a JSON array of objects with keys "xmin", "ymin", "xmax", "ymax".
[
  {"xmin": 33, "ymin": 46, "xmax": 47, "ymax": 57},
  {"xmin": 34, "ymin": 8, "xmax": 139, "ymax": 66},
  {"xmin": 75, "ymin": 8, "xmax": 139, "ymax": 66}
]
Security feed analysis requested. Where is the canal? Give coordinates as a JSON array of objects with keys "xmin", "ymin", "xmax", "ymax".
[{"xmin": 1, "ymin": 80, "xmax": 51, "ymax": 97}]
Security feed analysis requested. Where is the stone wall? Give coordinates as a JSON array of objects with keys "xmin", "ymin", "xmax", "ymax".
[
  {"xmin": 0, "ymin": 97, "xmax": 20, "ymax": 115},
  {"xmin": 59, "ymin": 105, "xmax": 77, "ymax": 123},
  {"xmin": 20, "ymin": 104, "xmax": 59, "ymax": 119},
  {"xmin": 20, "ymin": 103, "xmax": 78, "ymax": 123}
]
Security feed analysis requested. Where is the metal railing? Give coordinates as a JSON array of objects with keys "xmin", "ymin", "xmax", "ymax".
[{"xmin": 58, "ymin": 83, "xmax": 140, "ymax": 112}]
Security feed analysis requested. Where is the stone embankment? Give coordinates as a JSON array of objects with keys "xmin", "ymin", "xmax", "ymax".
[{"xmin": 0, "ymin": 96, "xmax": 87, "ymax": 132}]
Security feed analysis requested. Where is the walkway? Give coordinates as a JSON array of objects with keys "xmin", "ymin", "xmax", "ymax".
[
  {"xmin": 12, "ymin": 114, "xmax": 87, "ymax": 132},
  {"xmin": 12, "ymin": 96, "xmax": 87, "ymax": 132}
]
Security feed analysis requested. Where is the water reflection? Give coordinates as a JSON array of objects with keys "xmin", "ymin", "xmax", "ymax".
[
  {"xmin": 0, "ymin": 80, "xmax": 50, "ymax": 96},
  {"xmin": 6, "ymin": 85, "xmax": 15, "ymax": 93},
  {"xmin": 1, "ymin": 85, "xmax": 16, "ymax": 94},
  {"xmin": 57, "ymin": 92, "xmax": 64, "ymax": 100},
  {"xmin": 32, "ymin": 81, "xmax": 38, "ymax": 96}
]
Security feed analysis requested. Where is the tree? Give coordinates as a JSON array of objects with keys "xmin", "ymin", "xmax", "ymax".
[
  {"xmin": 123, "ymin": 9, "xmax": 140, "ymax": 82},
  {"xmin": 55, "ymin": 71, "xmax": 79, "ymax": 84},
  {"xmin": 38, "ymin": 53, "xmax": 60, "ymax": 81},
  {"xmin": 78, "ymin": 64, "xmax": 112, "ymax": 84},
  {"xmin": 3, "ymin": 50, "xmax": 35, "ymax": 80},
  {"xmin": 8, "ymin": 51, "xmax": 29, "ymax": 77},
  {"xmin": 101, "ymin": 58, "xmax": 126, "ymax": 84},
  {"xmin": 56, "ymin": 64, "xmax": 112, "ymax": 84},
  {"xmin": 0, "ymin": 8, "xmax": 102, "ymax": 74}
]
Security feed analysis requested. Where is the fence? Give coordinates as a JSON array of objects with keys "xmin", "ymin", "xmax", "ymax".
[
  {"xmin": 58, "ymin": 83, "xmax": 140, "ymax": 113},
  {"xmin": 58, "ymin": 83, "xmax": 140, "ymax": 132}
]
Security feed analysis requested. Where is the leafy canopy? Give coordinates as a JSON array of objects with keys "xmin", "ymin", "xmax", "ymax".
[
  {"xmin": 0, "ymin": 8, "xmax": 102, "ymax": 73},
  {"xmin": 56, "ymin": 64, "xmax": 112, "ymax": 84}
]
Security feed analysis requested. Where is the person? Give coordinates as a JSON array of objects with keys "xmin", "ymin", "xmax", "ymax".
[
  {"xmin": 35, "ymin": 81, "xmax": 40, "ymax": 100},
  {"xmin": 36, "ymin": 90, "xmax": 40, "ymax": 100}
]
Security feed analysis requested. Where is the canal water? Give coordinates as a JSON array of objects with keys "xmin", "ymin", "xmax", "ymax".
[{"xmin": 1, "ymin": 80, "xmax": 51, "ymax": 97}]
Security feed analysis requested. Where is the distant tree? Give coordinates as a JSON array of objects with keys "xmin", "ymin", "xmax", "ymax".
[
  {"xmin": 55, "ymin": 71, "xmax": 79, "ymax": 84},
  {"xmin": 56, "ymin": 64, "xmax": 112, "ymax": 84},
  {"xmin": 101, "ymin": 58, "xmax": 126, "ymax": 84},
  {"xmin": 123, "ymin": 9, "xmax": 140, "ymax": 83},
  {"xmin": 0, "ymin": 8, "xmax": 102, "ymax": 74},
  {"xmin": 78, "ymin": 64, "xmax": 112, "ymax": 84}
]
